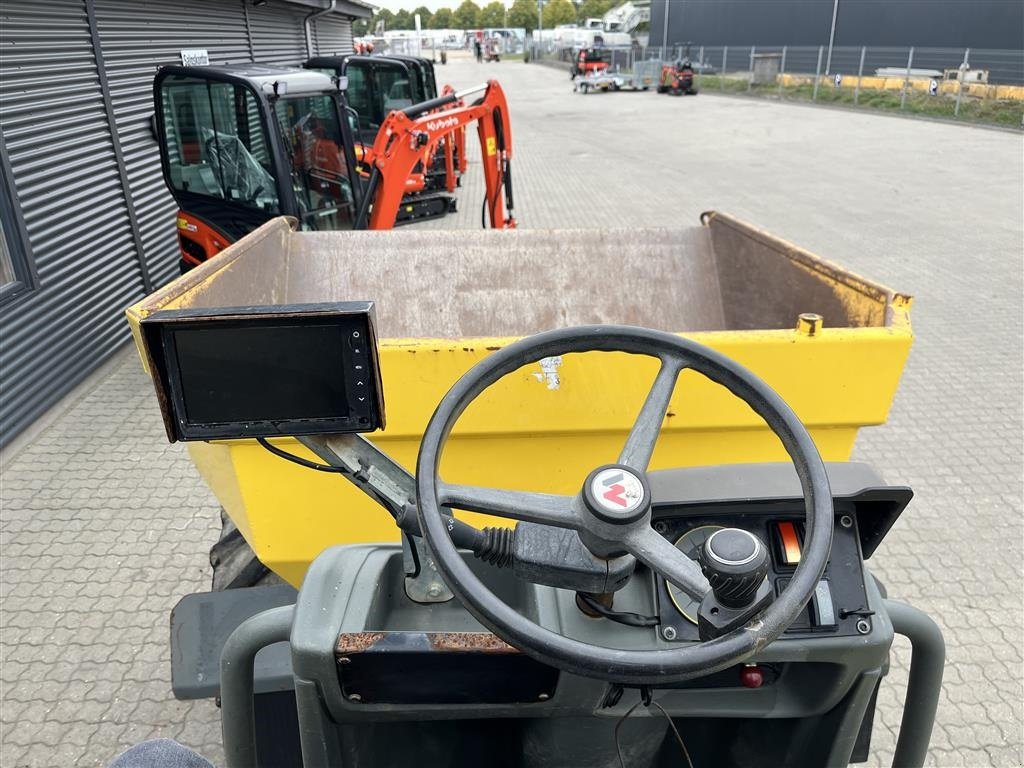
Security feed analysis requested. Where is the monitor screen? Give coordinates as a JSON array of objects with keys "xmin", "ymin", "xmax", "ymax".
[
  {"xmin": 173, "ymin": 323, "xmax": 350, "ymax": 424},
  {"xmin": 141, "ymin": 302, "xmax": 383, "ymax": 442}
]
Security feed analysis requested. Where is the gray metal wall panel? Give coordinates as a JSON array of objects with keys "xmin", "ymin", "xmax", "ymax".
[
  {"xmin": 93, "ymin": 0, "xmax": 253, "ymax": 288},
  {"xmin": 0, "ymin": 0, "xmax": 146, "ymax": 446},
  {"xmin": 652, "ymin": 0, "xmax": 1024, "ymax": 51},
  {"xmin": 314, "ymin": 13, "xmax": 354, "ymax": 57},
  {"xmin": 249, "ymin": 1, "xmax": 309, "ymax": 64},
  {"xmin": 0, "ymin": 0, "xmax": 359, "ymax": 448}
]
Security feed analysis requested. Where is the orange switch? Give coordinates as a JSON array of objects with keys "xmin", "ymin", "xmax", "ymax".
[{"xmin": 777, "ymin": 522, "xmax": 802, "ymax": 565}]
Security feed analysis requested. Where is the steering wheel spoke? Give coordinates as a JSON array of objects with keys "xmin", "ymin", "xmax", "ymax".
[
  {"xmin": 438, "ymin": 482, "xmax": 579, "ymax": 529},
  {"xmin": 618, "ymin": 356, "xmax": 688, "ymax": 472},
  {"xmin": 624, "ymin": 525, "xmax": 711, "ymax": 602}
]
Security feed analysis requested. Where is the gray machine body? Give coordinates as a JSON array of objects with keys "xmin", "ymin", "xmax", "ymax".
[{"xmin": 171, "ymin": 462, "xmax": 943, "ymax": 768}]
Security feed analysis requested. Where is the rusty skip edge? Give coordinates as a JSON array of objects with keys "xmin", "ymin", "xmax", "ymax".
[
  {"xmin": 336, "ymin": 631, "xmax": 519, "ymax": 657},
  {"xmin": 701, "ymin": 210, "xmax": 914, "ymax": 316}
]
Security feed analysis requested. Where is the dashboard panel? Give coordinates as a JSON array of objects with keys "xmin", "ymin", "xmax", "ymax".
[{"xmin": 651, "ymin": 501, "xmax": 874, "ymax": 643}]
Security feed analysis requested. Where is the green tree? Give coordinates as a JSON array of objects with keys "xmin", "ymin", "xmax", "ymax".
[
  {"xmin": 431, "ymin": 7, "xmax": 454, "ymax": 28},
  {"xmin": 507, "ymin": 0, "xmax": 537, "ymax": 31},
  {"xmin": 374, "ymin": 8, "xmax": 394, "ymax": 33},
  {"xmin": 479, "ymin": 1, "xmax": 505, "ymax": 27},
  {"xmin": 353, "ymin": 17, "xmax": 370, "ymax": 36},
  {"xmin": 453, "ymin": 0, "xmax": 481, "ymax": 29},
  {"xmin": 577, "ymin": 0, "xmax": 615, "ymax": 24},
  {"xmin": 392, "ymin": 9, "xmax": 413, "ymax": 29},
  {"xmin": 411, "ymin": 5, "xmax": 433, "ymax": 28},
  {"xmin": 543, "ymin": 0, "xmax": 576, "ymax": 27}
]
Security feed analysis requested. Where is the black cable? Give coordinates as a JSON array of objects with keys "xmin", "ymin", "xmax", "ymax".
[
  {"xmin": 613, "ymin": 693, "xmax": 695, "ymax": 768},
  {"xmin": 650, "ymin": 700, "xmax": 694, "ymax": 768},
  {"xmin": 481, "ymin": 177, "xmax": 506, "ymax": 229},
  {"xmin": 613, "ymin": 700, "xmax": 644, "ymax": 768},
  {"xmin": 257, "ymin": 435, "xmax": 403, "ymax": 524},
  {"xmin": 256, "ymin": 437, "xmax": 489, "ymax": 554},
  {"xmin": 256, "ymin": 436, "xmax": 347, "ymax": 474},
  {"xmin": 578, "ymin": 592, "xmax": 659, "ymax": 628}
]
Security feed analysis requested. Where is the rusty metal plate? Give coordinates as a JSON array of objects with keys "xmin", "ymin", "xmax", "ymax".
[{"xmin": 335, "ymin": 631, "xmax": 558, "ymax": 705}]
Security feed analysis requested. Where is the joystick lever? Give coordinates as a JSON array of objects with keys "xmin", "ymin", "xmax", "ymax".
[{"xmin": 696, "ymin": 528, "xmax": 774, "ymax": 640}]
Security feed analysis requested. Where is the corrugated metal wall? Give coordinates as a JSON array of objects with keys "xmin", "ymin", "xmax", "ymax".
[
  {"xmin": 650, "ymin": 0, "xmax": 1024, "ymax": 50},
  {"xmin": 249, "ymin": 2, "xmax": 309, "ymax": 64},
  {"xmin": 315, "ymin": 13, "xmax": 354, "ymax": 56},
  {"xmin": 94, "ymin": 0, "xmax": 252, "ymax": 288},
  {"xmin": 0, "ymin": 0, "xmax": 357, "ymax": 448},
  {"xmin": 0, "ymin": 0, "xmax": 147, "ymax": 445}
]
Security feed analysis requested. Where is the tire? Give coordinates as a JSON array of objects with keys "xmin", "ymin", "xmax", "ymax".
[
  {"xmin": 209, "ymin": 508, "xmax": 284, "ymax": 590},
  {"xmin": 657, "ymin": 85, "xmax": 667, "ymax": 94}
]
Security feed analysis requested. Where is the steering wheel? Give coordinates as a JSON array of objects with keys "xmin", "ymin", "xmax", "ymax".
[{"xmin": 415, "ymin": 325, "xmax": 833, "ymax": 684}]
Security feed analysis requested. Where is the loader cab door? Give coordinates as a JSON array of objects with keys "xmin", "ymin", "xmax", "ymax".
[
  {"xmin": 157, "ymin": 70, "xmax": 359, "ymax": 236},
  {"xmin": 385, "ymin": 55, "xmax": 438, "ymax": 102},
  {"xmin": 157, "ymin": 74, "xmax": 283, "ymax": 242},
  {"xmin": 340, "ymin": 57, "xmax": 417, "ymax": 140},
  {"xmin": 269, "ymin": 90, "xmax": 359, "ymax": 232},
  {"xmin": 422, "ymin": 60, "xmax": 438, "ymax": 100}
]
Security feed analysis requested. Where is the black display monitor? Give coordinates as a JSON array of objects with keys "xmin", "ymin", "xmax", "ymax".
[{"xmin": 141, "ymin": 302, "xmax": 384, "ymax": 442}]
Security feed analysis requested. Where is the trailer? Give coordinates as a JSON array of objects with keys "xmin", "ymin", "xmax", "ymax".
[
  {"xmin": 572, "ymin": 69, "xmax": 626, "ymax": 93},
  {"xmin": 618, "ymin": 58, "xmax": 662, "ymax": 90}
]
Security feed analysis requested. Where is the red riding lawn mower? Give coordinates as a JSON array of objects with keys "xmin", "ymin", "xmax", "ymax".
[
  {"xmin": 658, "ymin": 58, "xmax": 698, "ymax": 96},
  {"xmin": 570, "ymin": 47, "xmax": 611, "ymax": 79}
]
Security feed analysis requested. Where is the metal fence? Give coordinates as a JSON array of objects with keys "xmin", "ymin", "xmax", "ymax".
[{"xmin": 542, "ymin": 44, "xmax": 1024, "ymax": 127}]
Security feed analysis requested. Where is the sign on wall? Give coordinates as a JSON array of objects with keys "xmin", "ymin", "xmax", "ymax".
[{"xmin": 180, "ymin": 49, "xmax": 210, "ymax": 66}]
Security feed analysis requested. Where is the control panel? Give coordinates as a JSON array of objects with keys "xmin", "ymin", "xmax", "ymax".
[{"xmin": 653, "ymin": 501, "xmax": 874, "ymax": 642}]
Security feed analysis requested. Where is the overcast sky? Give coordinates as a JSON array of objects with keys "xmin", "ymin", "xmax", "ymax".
[{"xmin": 369, "ymin": 0, "xmax": 512, "ymax": 11}]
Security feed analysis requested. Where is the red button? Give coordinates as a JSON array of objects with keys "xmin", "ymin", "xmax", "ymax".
[{"xmin": 739, "ymin": 664, "xmax": 764, "ymax": 688}]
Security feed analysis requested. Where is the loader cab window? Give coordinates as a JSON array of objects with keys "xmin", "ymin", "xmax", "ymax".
[
  {"xmin": 272, "ymin": 93, "xmax": 356, "ymax": 232},
  {"xmin": 160, "ymin": 77, "xmax": 280, "ymax": 214},
  {"xmin": 421, "ymin": 62, "xmax": 438, "ymax": 100},
  {"xmin": 307, "ymin": 68, "xmax": 362, "ymax": 139},
  {"xmin": 340, "ymin": 65, "xmax": 376, "ymax": 141},
  {"xmin": 376, "ymin": 64, "xmax": 419, "ymax": 113},
  {"xmin": 383, "ymin": 78, "xmax": 413, "ymax": 112}
]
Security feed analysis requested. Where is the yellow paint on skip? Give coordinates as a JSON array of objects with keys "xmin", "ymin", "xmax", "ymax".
[{"xmin": 185, "ymin": 319, "xmax": 911, "ymax": 586}]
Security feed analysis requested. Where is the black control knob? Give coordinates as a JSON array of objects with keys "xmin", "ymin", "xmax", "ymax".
[{"xmin": 699, "ymin": 528, "xmax": 770, "ymax": 609}]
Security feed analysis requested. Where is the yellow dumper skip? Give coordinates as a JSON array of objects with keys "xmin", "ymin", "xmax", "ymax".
[{"xmin": 126, "ymin": 212, "xmax": 912, "ymax": 586}]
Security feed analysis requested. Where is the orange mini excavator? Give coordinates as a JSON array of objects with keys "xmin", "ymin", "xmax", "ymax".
[
  {"xmin": 306, "ymin": 55, "xmax": 467, "ymax": 196},
  {"xmin": 154, "ymin": 64, "xmax": 514, "ymax": 273}
]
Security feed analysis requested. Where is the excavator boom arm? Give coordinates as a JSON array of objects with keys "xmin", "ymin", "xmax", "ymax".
[{"xmin": 362, "ymin": 81, "xmax": 515, "ymax": 230}]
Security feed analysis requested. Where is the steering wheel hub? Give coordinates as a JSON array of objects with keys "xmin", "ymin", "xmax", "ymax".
[{"xmin": 583, "ymin": 465, "xmax": 649, "ymax": 524}]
